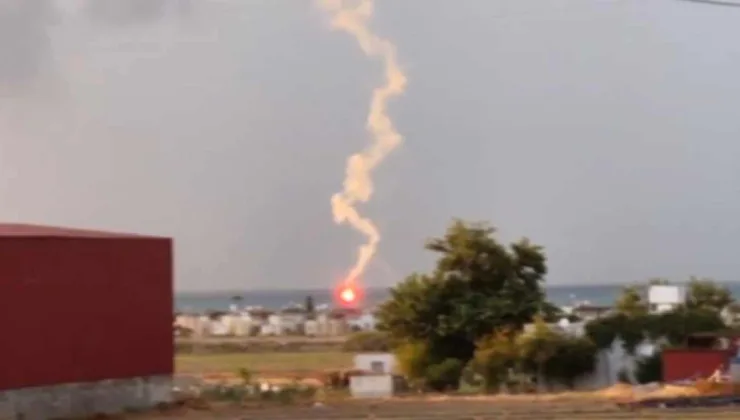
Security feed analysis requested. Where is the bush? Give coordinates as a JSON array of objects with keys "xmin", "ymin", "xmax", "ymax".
[
  {"xmin": 471, "ymin": 329, "xmax": 520, "ymax": 392},
  {"xmin": 394, "ymin": 340, "xmax": 430, "ymax": 390},
  {"xmin": 499, "ymin": 320, "xmax": 598, "ymax": 391},
  {"xmin": 543, "ymin": 335, "xmax": 598, "ymax": 388},
  {"xmin": 634, "ymin": 351, "xmax": 663, "ymax": 384},
  {"xmin": 342, "ymin": 331, "xmax": 391, "ymax": 352},
  {"xmin": 425, "ymin": 358, "xmax": 464, "ymax": 392},
  {"xmin": 584, "ymin": 308, "xmax": 727, "ymax": 355}
]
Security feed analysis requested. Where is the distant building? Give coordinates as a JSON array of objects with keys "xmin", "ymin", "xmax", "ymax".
[
  {"xmin": 570, "ymin": 303, "xmax": 613, "ymax": 321},
  {"xmin": 647, "ymin": 285, "xmax": 686, "ymax": 313},
  {"xmin": 0, "ymin": 223, "xmax": 173, "ymax": 419}
]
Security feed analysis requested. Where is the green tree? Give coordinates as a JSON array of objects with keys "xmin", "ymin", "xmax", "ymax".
[
  {"xmin": 425, "ymin": 358, "xmax": 465, "ymax": 392},
  {"xmin": 376, "ymin": 220, "xmax": 549, "ymax": 387},
  {"xmin": 517, "ymin": 317, "xmax": 560, "ymax": 392},
  {"xmin": 585, "ymin": 307, "xmax": 726, "ymax": 355},
  {"xmin": 378, "ymin": 221, "xmax": 547, "ymax": 350},
  {"xmin": 614, "ymin": 286, "xmax": 647, "ymax": 316},
  {"xmin": 472, "ymin": 328, "xmax": 520, "ymax": 392},
  {"xmin": 686, "ymin": 277, "xmax": 733, "ymax": 313},
  {"xmin": 395, "ymin": 340, "xmax": 430, "ymax": 389},
  {"xmin": 544, "ymin": 335, "xmax": 598, "ymax": 389}
]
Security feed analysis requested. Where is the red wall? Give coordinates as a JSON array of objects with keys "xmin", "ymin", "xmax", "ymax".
[
  {"xmin": 662, "ymin": 349, "xmax": 732, "ymax": 382},
  {"xmin": 0, "ymin": 237, "xmax": 173, "ymax": 391}
]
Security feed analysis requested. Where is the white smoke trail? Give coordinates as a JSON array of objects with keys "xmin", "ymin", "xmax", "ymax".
[{"xmin": 318, "ymin": 0, "xmax": 406, "ymax": 285}]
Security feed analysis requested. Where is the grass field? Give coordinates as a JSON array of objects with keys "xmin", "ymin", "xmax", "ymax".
[{"xmin": 175, "ymin": 351, "xmax": 353, "ymax": 375}]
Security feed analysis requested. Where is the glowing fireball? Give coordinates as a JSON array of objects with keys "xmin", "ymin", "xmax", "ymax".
[{"xmin": 339, "ymin": 287, "xmax": 356, "ymax": 303}]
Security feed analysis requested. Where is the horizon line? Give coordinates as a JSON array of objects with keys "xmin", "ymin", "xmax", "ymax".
[{"xmin": 175, "ymin": 279, "xmax": 740, "ymax": 295}]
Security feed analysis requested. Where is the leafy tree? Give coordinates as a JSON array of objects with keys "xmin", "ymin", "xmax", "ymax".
[
  {"xmin": 656, "ymin": 307, "xmax": 726, "ymax": 345},
  {"xmin": 544, "ymin": 335, "xmax": 598, "ymax": 388},
  {"xmin": 686, "ymin": 277, "xmax": 733, "ymax": 313},
  {"xmin": 377, "ymin": 220, "xmax": 549, "ymax": 372},
  {"xmin": 471, "ymin": 328, "xmax": 520, "ymax": 392},
  {"xmin": 515, "ymin": 318, "xmax": 598, "ymax": 390},
  {"xmin": 614, "ymin": 286, "xmax": 647, "ymax": 317},
  {"xmin": 394, "ymin": 340, "xmax": 431, "ymax": 389},
  {"xmin": 518, "ymin": 317, "xmax": 561, "ymax": 391},
  {"xmin": 585, "ymin": 307, "xmax": 726, "ymax": 354},
  {"xmin": 425, "ymin": 359, "xmax": 465, "ymax": 391}
]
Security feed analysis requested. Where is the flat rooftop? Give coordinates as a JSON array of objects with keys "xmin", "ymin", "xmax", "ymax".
[{"xmin": 0, "ymin": 223, "xmax": 165, "ymax": 239}]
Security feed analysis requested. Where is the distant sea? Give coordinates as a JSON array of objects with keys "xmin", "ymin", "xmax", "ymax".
[{"xmin": 175, "ymin": 283, "xmax": 740, "ymax": 313}]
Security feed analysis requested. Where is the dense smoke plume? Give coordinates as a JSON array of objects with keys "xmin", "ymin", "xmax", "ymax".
[{"xmin": 318, "ymin": 0, "xmax": 407, "ymax": 285}]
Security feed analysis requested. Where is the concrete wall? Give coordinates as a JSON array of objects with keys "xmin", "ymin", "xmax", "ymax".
[
  {"xmin": 350, "ymin": 375, "xmax": 394, "ymax": 398},
  {"xmin": 0, "ymin": 375, "xmax": 172, "ymax": 420}
]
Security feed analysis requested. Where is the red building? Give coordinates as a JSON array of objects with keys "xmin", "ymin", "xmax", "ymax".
[
  {"xmin": 662, "ymin": 333, "xmax": 740, "ymax": 382},
  {"xmin": 0, "ymin": 223, "xmax": 173, "ymax": 419}
]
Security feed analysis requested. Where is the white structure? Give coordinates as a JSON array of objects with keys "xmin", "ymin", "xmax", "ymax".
[
  {"xmin": 349, "ymin": 375, "xmax": 394, "ymax": 398},
  {"xmin": 347, "ymin": 312, "xmax": 377, "ymax": 331},
  {"xmin": 277, "ymin": 311, "xmax": 307, "ymax": 334},
  {"xmin": 647, "ymin": 285, "xmax": 686, "ymax": 313},
  {"xmin": 354, "ymin": 353, "xmax": 397, "ymax": 374},
  {"xmin": 304, "ymin": 320, "xmax": 319, "ymax": 336},
  {"xmin": 266, "ymin": 314, "xmax": 284, "ymax": 336}
]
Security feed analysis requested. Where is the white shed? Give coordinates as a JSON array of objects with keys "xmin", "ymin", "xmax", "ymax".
[{"xmin": 354, "ymin": 353, "xmax": 397, "ymax": 374}]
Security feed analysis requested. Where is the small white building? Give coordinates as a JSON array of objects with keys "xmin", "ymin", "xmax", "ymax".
[
  {"xmin": 647, "ymin": 285, "xmax": 686, "ymax": 313},
  {"xmin": 354, "ymin": 353, "xmax": 397, "ymax": 374},
  {"xmin": 350, "ymin": 353, "xmax": 398, "ymax": 398}
]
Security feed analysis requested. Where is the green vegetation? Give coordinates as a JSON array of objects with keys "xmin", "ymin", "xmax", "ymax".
[
  {"xmin": 342, "ymin": 330, "xmax": 392, "ymax": 352},
  {"xmin": 375, "ymin": 220, "xmax": 597, "ymax": 391},
  {"xmin": 180, "ymin": 218, "xmax": 737, "ymax": 397},
  {"xmin": 176, "ymin": 351, "xmax": 352, "ymax": 374},
  {"xmin": 613, "ymin": 277, "xmax": 733, "ymax": 317},
  {"xmin": 584, "ymin": 308, "xmax": 726, "ymax": 354},
  {"xmin": 371, "ymin": 218, "xmax": 736, "ymax": 392}
]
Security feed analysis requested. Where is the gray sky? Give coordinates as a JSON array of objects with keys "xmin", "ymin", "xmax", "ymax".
[{"xmin": 1, "ymin": 0, "xmax": 740, "ymax": 291}]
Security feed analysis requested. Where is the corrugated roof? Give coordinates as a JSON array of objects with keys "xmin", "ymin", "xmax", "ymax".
[{"xmin": 0, "ymin": 223, "xmax": 164, "ymax": 239}]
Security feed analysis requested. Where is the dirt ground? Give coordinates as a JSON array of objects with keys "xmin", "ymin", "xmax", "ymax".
[
  {"xmin": 165, "ymin": 352, "xmax": 740, "ymax": 419},
  {"xmin": 132, "ymin": 395, "xmax": 740, "ymax": 419}
]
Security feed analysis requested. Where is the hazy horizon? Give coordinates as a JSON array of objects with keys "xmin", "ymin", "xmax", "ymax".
[{"xmin": 2, "ymin": 0, "xmax": 740, "ymax": 292}]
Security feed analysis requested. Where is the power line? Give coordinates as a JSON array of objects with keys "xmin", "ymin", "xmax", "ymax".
[{"xmin": 677, "ymin": 0, "xmax": 740, "ymax": 7}]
